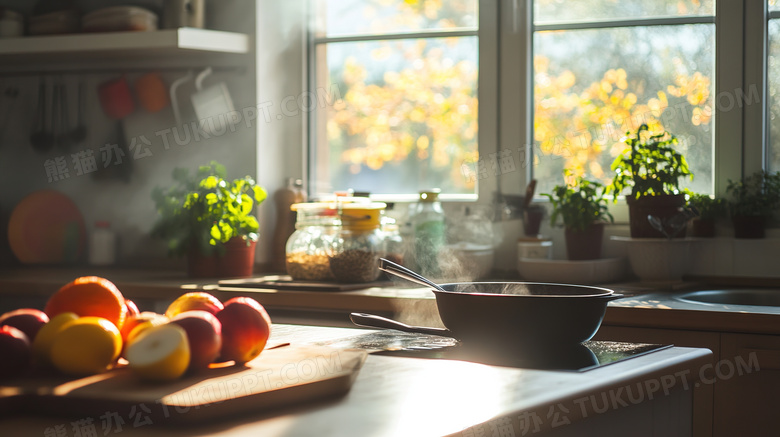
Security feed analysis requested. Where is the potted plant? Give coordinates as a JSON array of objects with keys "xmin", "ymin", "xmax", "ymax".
[
  {"xmin": 608, "ymin": 124, "xmax": 693, "ymax": 238},
  {"xmin": 151, "ymin": 161, "xmax": 268, "ymax": 278},
  {"xmin": 543, "ymin": 176, "xmax": 614, "ymax": 260},
  {"xmin": 686, "ymin": 194, "xmax": 727, "ymax": 238},
  {"xmin": 726, "ymin": 171, "xmax": 780, "ymax": 239}
]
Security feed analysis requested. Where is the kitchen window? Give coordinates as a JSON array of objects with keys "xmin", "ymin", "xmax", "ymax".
[
  {"xmin": 308, "ymin": 0, "xmax": 481, "ymax": 200},
  {"xmin": 306, "ymin": 1, "xmax": 770, "ymax": 205},
  {"xmin": 532, "ymin": 0, "xmax": 716, "ymax": 197}
]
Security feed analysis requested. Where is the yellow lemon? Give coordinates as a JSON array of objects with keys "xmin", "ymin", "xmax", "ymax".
[
  {"xmin": 50, "ymin": 317, "xmax": 122, "ymax": 376},
  {"xmin": 32, "ymin": 312, "xmax": 79, "ymax": 367},
  {"xmin": 126, "ymin": 324, "xmax": 190, "ymax": 382}
]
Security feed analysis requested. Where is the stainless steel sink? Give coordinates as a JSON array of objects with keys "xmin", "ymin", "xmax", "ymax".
[{"xmin": 675, "ymin": 289, "xmax": 780, "ymax": 307}]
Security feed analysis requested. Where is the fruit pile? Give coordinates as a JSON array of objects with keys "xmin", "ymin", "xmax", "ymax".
[{"xmin": 0, "ymin": 276, "xmax": 272, "ymax": 382}]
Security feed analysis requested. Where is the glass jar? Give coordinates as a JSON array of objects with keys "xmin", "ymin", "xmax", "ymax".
[
  {"xmin": 285, "ymin": 203, "xmax": 339, "ymax": 281},
  {"xmin": 411, "ymin": 189, "xmax": 445, "ymax": 277},
  {"xmin": 328, "ymin": 203, "xmax": 386, "ymax": 283},
  {"xmin": 381, "ymin": 217, "xmax": 405, "ymax": 266}
]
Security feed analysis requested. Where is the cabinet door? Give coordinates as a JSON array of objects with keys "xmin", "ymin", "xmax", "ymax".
[
  {"xmin": 715, "ymin": 333, "xmax": 780, "ymax": 437},
  {"xmin": 594, "ymin": 326, "xmax": 720, "ymax": 437}
]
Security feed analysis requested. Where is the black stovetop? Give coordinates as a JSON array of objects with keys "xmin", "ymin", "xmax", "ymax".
[{"xmin": 314, "ymin": 331, "xmax": 671, "ymax": 371}]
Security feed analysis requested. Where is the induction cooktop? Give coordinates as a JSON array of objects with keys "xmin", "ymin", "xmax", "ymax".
[{"xmin": 313, "ymin": 331, "xmax": 671, "ymax": 372}]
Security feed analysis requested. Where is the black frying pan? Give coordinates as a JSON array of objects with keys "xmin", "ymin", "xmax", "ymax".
[{"xmin": 351, "ymin": 282, "xmax": 622, "ymax": 348}]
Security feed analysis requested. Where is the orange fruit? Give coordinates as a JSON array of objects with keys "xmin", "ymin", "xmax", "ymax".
[
  {"xmin": 165, "ymin": 292, "xmax": 223, "ymax": 319},
  {"xmin": 50, "ymin": 317, "xmax": 122, "ymax": 376},
  {"xmin": 45, "ymin": 276, "xmax": 127, "ymax": 330},
  {"xmin": 32, "ymin": 312, "xmax": 79, "ymax": 367}
]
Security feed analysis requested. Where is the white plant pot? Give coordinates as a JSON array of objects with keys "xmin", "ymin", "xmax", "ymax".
[{"xmin": 611, "ymin": 237, "xmax": 698, "ymax": 282}]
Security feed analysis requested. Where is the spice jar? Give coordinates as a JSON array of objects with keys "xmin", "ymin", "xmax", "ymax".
[
  {"xmin": 285, "ymin": 203, "xmax": 339, "ymax": 281},
  {"xmin": 328, "ymin": 202, "xmax": 386, "ymax": 283},
  {"xmin": 381, "ymin": 216, "xmax": 405, "ymax": 266}
]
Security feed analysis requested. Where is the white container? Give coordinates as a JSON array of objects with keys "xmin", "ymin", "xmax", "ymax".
[
  {"xmin": 89, "ymin": 221, "xmax": 117, "ymax": 265},
  {"xmin": 82, "ymin": 6, "xmax": 158, "ymax": 33},
  {"xmin": 612, "ymin": 236, "xmax": 698, "ymax": 282},
  {"xmin": 517, "ymin": 238, "xmax": 553, "ymax": 260},
  {"xmin": 0, "ymin": 9, "xmax": 23, "ymax": 38},
  {"xmin": 29, "ymin": 10, "xmax": 80, "ymax": 35},
  {"xmin": 517, "ymin": 257, "xmax": 628, "ymax": 284},
  {"xmin": 448, "ymin": 242, "xmax": 495, "ymax": 280}
]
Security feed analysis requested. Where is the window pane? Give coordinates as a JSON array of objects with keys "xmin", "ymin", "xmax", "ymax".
[
  {"xmin": 533, "ymin": 24, "xmax": 715, "ymax": 197},
  {"xmin": 771, "ymin": 0, "xmax": 780, "ymax": 12},
  {"xmin": 315, "ymin": 0, "xmax": 478, "ymax": 37},
  {"xmin": 314, "ymin": 37, "xmax": 478, "ymax": 195},
  {"xmin": 769, "ymin": 19, "xmax": 780, "ymax": 171},
  {"xmin": 534, "ymin": 0, "xmax": 714, "ymax": 25}
]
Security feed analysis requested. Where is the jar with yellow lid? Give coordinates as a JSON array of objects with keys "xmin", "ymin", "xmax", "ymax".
[
  {"xmin": 328, "ymin": 202, "xmax": 387, "ymax": 283},
  {"xmin": 285, "ymin": 202, "xmax": 339, "ymax": 281}
]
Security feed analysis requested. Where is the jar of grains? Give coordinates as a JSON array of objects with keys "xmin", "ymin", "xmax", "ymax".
[
  {"xmin": 285, "ymin": 203, "xmax": 339, "ymax": 281},
  {"xmin": 328, "ymin": 202, "xmax": 387, "ymax": 283}
]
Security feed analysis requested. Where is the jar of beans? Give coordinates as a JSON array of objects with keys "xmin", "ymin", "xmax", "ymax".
[
  {"xmin": 328, "ymin": 202, "xmax": 387, "ymax": 283},
  {"xmin": 285, "ymin": 203, "xmax": 339, "ymax": 281}
]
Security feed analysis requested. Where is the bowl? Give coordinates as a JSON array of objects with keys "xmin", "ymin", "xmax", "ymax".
[
  {"xmin": 611, "ymin": 236, "xmax": 699, "ymax": 282},
  {"xmin": 517, "ymin": 257, "xmax": 628, "ymax": 284}
]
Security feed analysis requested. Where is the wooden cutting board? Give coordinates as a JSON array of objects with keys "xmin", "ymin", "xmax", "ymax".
[{"xmin": 0, "ymin": 345, "xmax": 366, "ymax": 425}]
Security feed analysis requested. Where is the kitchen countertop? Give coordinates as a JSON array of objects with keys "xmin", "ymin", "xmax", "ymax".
[
  {"xmin": 1, "ymin": 324, "xmax": 712, "ymax": 437},
  {"xmin": 2, "ymin": 267, "xmax": 780, "ymax": 334}
]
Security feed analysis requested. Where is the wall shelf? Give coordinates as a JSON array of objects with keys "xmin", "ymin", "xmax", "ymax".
[{"xmin": 0, "ymin": 28, "xmax": 250, "ymax": 73}]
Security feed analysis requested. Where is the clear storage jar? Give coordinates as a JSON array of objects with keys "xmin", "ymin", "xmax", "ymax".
[
  {"xmin": 285, "ymin": 203, "xmax": 339, "ymax": 281},
  {"xmin": 328, "ymin": 203, "xmax": 387, "ymax": 283}
]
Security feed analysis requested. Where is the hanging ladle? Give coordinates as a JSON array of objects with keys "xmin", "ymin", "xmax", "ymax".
[{"xmin": 378, "ymin": 258, "xmax": 446, "ymax": 291}]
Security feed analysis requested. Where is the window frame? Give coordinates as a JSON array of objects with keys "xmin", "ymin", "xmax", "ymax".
[
  {"xmin": 304, "ymin": 1, "xmax": 764, "ymax": 215},
  {"xmin": 306, "ymin": 0, "xmax": 495, "ymax": 203}
]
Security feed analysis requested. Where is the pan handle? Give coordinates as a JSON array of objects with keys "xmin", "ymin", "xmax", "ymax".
[
  {"xmin": 600, "ymin": 293, "xmax": 624, "ymax": 301},
  {"xmin": 349, "ymin": 313, "xmax": 453, "ymax": 338}
]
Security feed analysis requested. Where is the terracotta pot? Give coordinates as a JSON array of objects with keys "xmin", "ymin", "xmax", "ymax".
[
  {"xmin": 626, "ymin": 194, "xmax": 687, "ymax": 239},
  {"xmin": 690, "ymin": 218, "xmax": 716, "ymax": 238},
  {"xmin": 564, "ymin": 223, "xmax": 605, "ymax": 261},
  {"xmin": 732, "ymin": 215, "xmax": 766, "ymax": 239},
  {"xmin": 186, "ymin": 237, "xmax": 256, "ymax": 278},
  {"xmin": 217, "ymin": 237, "xmax": 256, "ymax": 277}
]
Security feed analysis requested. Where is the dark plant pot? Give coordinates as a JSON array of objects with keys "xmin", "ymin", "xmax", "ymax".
[
  {"xmin": 217, "ymin": 237, "xmax": 256, "ymax": 277},
  {"xmin": 732, "ymin": 215, "xmax": 766, "ymax": 239},
  {"xmin": 690, "ymin": 218, "xmax": 716, "ymax": 238},
  {"xmin": 626, "ymin": 194, "xmax": 687, "ymax": 239},
  {"xmin": 187, "ymin": 237, "xmax": 256, "ymax": 278},
  {"xmin": 565, "ymin": 223, "xmax": 605, "ymax": 261},
  {"xmin": 523, "ymin": 207, "xmax": 544, "ymax": 237}
]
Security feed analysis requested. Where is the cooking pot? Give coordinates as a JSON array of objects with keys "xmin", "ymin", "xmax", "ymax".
[{"xmin": 351, "ymin": 282, "xmax": 622, "ymax": 348}]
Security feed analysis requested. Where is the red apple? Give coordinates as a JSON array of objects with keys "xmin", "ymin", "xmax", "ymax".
[
  {"xmin": 0, "ymin": 308, "xmax": 49, "ymax": 342},
  {"xmin": 170, "ymin": 310, "xmax": 222, "ymax": 372},
  {"xmin": 0, "ymin": 325, "xmax": 31, "ymax": 378},
  {"xmin": 216, "ymin": 297, "xmax": 271, "ymax": 364},
  {"xmin": 124, "ymin": 299, "xmax": 140, "ymax": 318},
  {"xmin": 165, "ymin": 292, "xmax": 224, "ymax": 319}
]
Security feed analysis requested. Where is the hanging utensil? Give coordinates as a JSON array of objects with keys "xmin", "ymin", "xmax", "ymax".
[
  {"xmin": 0, "ymin": 86, "xmax": 19, "ymax": 142},
  {"xmin": 56, "ymin": 78, "xmax": 72, "ymax": 150},
  {"xmin": 70, "ymin": 79, "xmax": 87, "ymax": 144},
  {"xmin": 30, "ymin": 78, "xmax": 53, "ymax": 153}
]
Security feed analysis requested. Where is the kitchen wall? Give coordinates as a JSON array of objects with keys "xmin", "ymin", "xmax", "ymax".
[{"xmin": 0, "ymin": 0, "xmax": 267, "ymax": 268}]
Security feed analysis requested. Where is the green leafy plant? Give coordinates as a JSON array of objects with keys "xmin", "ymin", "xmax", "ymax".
[
  {"xmin": 151, "ymin": 161, "xmax": 268, "ymax": 257},
  {"xmin": 543, "ymin": 176, "xmax": 614, "ymax": 232},
  {"xmin": 726, "ymin": 171, "xmax": 780, "ymax": 218},
  {"xmin": 608, "ymin": 124, "xmax": 693, "ymax": 200},
  {"xmin": 687, "ymin": 194, "xmax": 727, "ymax": 220}
]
